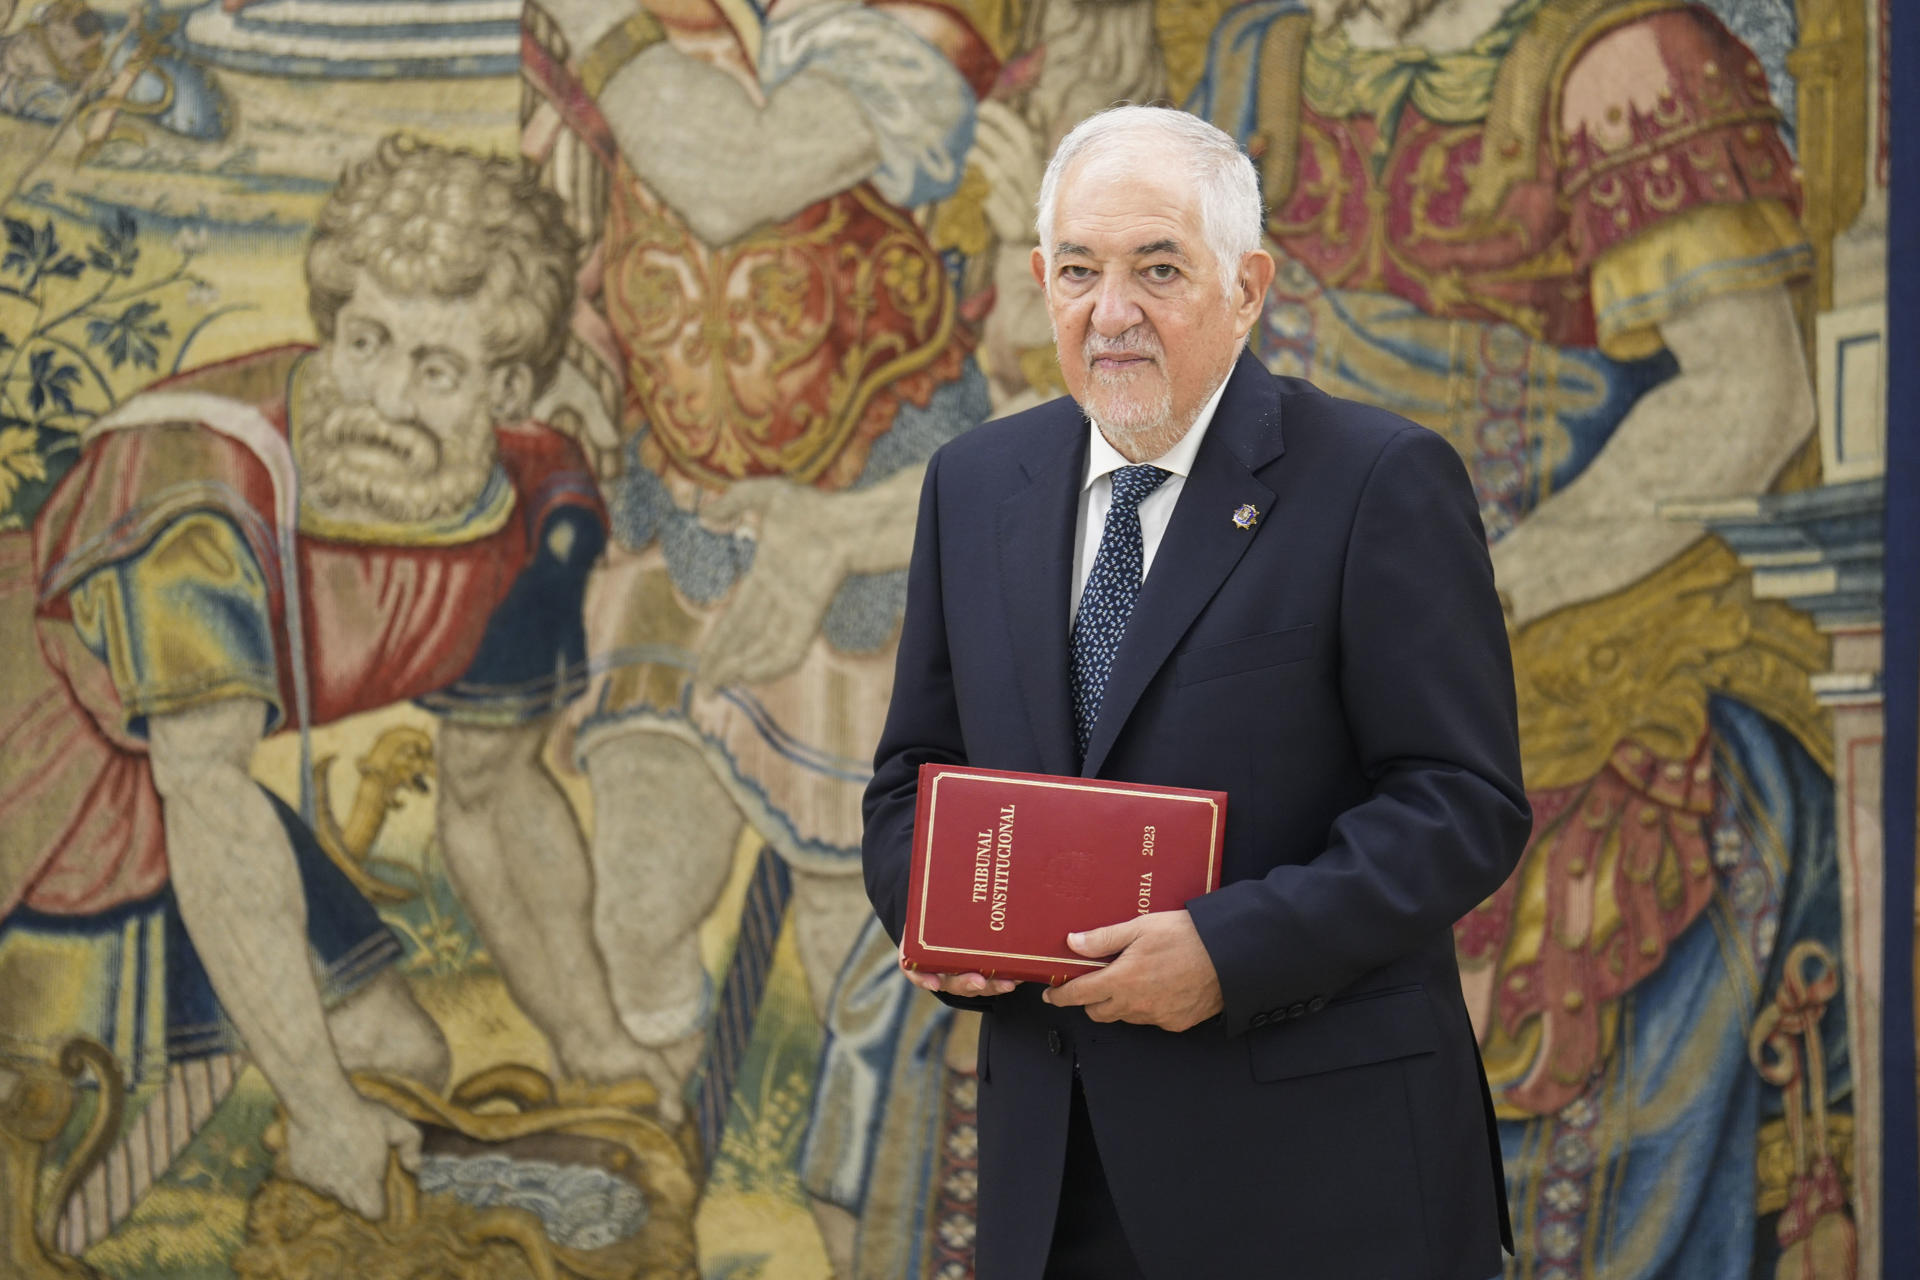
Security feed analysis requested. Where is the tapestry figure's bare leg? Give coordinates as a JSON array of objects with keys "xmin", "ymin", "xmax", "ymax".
[
  {"xmin": 436, "ymin": 718, "xmax": 683, "ymax": 1117},
  {"xmin": 587, "ymin": 731, "xmax": 744, "ymax": 1085}
]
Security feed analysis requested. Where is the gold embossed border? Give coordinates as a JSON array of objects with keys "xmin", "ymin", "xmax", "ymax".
[{"xmin": 911, "ymin": 770, "xmax": 1224, "ymax": 967}]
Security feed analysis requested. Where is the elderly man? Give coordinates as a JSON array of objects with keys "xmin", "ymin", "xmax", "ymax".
[
  {"xmin": 0, "ymin": 135, "xmax": 673, "ymax": 1227},
  {"xmin": 1184, "ymin": 1, "xmax": 1850, "ymax": 1273},
  {"xmin": 862, "ymin": 105, "xmax": 1531, "ymax": 1279}
]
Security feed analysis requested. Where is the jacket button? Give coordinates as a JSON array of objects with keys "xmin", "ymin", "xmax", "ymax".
[
  {"xmin": 1047, "ymin": 1030, "xmax": 1063, "ymax": 1055},
  {"xmin": 1308, "ymin": 996, "xmax": 1327, "ymax": 1013},
  {"xmin": 1250, "ymin": 1012, "xmax": 1269, "ymax": 1027},
  {"xmin": 1288, "ymin": 1003, "xmax": 1308, "ymax": 1019}
]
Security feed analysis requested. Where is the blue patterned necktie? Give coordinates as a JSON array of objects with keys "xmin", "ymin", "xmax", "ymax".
[{"xmin": 1070, "ymin": 463, "xmax": 1172, "ymax": 759}]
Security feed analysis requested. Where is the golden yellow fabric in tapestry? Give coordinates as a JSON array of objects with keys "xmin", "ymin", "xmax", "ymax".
[
  {"xmin": 1589, "ymin": 198, "xmax": 1813, "ymax": 359},
  {"xmin": 1156, "ymin": 0, "xmax": 1247, "ymax": 104},
  {"xmin": 0, "ymin": 909, "xmax": 169, "ymax": 1081},
  {"xmin": 578, "ymin": 11, "xmax": 667, "ymax": 98},
  {"xmin": 929, "ymin": 163, "xmax": 993, "ymax": 260},
  {"xmin": 1509, "ymin": 535, "xmax": 1830, "ymax": 791},
  {"xmin": 67, "ymin": 512, "xmax": 282, "ymax": 736},
  {"xmin": 1303, "ymin": 0, "xmax": 1543, "ymax": 136}
]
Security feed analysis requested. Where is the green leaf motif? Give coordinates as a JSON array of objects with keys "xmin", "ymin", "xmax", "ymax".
[
  {"xmin": 3, "ymin": 217, "xmax": 84, "ymax": 288},
  {"xmin": 87, "ymin": 210, "xmax": 141, "ymax": 277},
  {"xmin": 2, "ymin": 217, "xmax": 35, "ymax": 277},
  {"xmin": 86, "ymin": 300, "xmax": 171, "ymax": 371},
  {"xmin": 27, "ymin": 348, "xmax": 81, "ymax": 415}
]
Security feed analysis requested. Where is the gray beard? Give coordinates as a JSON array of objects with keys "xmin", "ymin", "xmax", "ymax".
[
  {"xmin": 1084, "ymin": 365, "xmax": 1175, "ymax": 445},
  {"xmin": 1068, "ymin": 326, "xmax": 1173, "ymax": 449},
  {"xmin": 295, "ymin": 358, "xmax": 496, "ymax": 525},
  {"xmin": 1068, "ymin": 326, "xmax": 1240, "ymax": 462}
]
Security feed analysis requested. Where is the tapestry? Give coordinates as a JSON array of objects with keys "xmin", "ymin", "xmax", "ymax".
[{"xmin": 0, "ymin": 1, "xmax": 1898, "ymax": 1277}]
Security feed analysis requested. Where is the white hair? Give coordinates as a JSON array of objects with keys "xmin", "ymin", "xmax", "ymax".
[{"xmin": 1035, "ymin": 105, "xmax": 1264, "ymax": 287}]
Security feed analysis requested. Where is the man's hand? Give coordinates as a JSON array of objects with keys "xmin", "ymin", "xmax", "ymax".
[
  {"xmin": 698, "ymin": 467, "xmax": 923, "ymax": 687},
  {"xmin": 284, "ymin": 1096, "xmax": 422, "ymax": 1221},
  {"xmin": 1042, "ymin": 910, "xmax": 1223, "ymax": 1032},
  {"xmin": 698, "ymin": 478, "xmax": 848, "ymax": 687},
  {"xmin": 899, "ymin": 949, "xmax": 1017, "ymax": 999}
]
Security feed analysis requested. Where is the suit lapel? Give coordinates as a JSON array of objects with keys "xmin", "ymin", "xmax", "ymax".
[
  {"xmin": 996, "ymin": 402, "xmax": 1087, "ymax": 778},
  {"xmin": 1082, "ymin": 351, "xmax": 1285, "ymax": 778}
]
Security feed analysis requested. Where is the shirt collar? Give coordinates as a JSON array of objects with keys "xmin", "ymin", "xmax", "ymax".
[{"xmin": 1082, "ymin": 366, "xmax": 1233, "ymax": 491}]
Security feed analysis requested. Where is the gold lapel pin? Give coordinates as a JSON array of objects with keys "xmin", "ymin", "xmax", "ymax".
[{"xmin": 1231, "ymin": 503, "xmax": 1260, "ymax": 530}]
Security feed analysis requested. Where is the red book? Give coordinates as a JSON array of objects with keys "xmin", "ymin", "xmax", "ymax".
[{"xmin": 903, "ymin": 764, "xmax": 1227, "ymax": 986}]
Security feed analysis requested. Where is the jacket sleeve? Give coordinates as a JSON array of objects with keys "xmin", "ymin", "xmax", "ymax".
[
  {"xmin": 860, "ymin": 449, "xmax": 997, "ymax": 1012},
  {"xmin": 1186, "ymin": 426, "xmax": 1533, "ymax": 1036}
]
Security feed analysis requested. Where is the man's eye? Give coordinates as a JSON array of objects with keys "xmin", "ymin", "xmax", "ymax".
[
  {"xmin": 348, "ymin": 330, "xmax": 380, "ymax": 355},
  {"xmin": 1146, "ymin": 264, "xmax": 1180, "ymax": 282},
  {"xmin": 420, "ymin": 362, "xmax": 458, "ymax": 391},
  {"xmin": 1060, "ymin": 265, "xmax": 1094, "ymax": 281}
]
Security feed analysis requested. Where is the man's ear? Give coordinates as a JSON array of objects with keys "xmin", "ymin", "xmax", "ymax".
[
  {"xmin": 488, "ymin": 363, "xmax": 536, "ymax": 422},
  {"xmin": 1030, "ymin": 246, "xmax": 1048, "ymax": 292},
  {"xmin": 1233, "ymin": 249, "xmax": 1276, "ymax": 340}
]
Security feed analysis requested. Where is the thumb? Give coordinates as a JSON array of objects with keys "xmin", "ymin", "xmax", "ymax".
[
  {"xmin": 387, "ymin": 1116, "xmax": 423, "ymax": 1173},
  {"xmin": 1068, "ymin": 917, "xmax": 1143, "ymax": 958},
  {"xmin": 648, "ymin": 1059, "xmax": 687, "ymax": 1127}
]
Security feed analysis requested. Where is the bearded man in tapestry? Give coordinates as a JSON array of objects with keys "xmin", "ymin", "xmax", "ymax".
[
  {"xmin": 1189, "ymin": 0, "xmax": 1848, "ymax": 1275},
  {"xmin": 0, "ymin": 135, "xmax": 673, "ymax": 1240}
]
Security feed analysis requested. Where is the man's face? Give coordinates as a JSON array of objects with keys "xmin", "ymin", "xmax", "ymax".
[
  {"xmin": 1031, "ymin": 145, "xmax": 1271, "ymax": 457},
  {"xmin": 299, "ymin": 272, "xmax": 525, "ymax": 524}
]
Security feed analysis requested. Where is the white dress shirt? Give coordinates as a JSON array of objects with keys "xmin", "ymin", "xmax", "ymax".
[{"xmin": 1069, "ymin": 373, "xmax": 1233, "ymax": 627}]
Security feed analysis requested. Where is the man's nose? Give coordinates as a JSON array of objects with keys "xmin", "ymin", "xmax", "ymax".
[
  {"xmin": 370, "ymin": 356, "xmax": 416, "ymax": 422},
  {"xmin": 1090, "ymin": 273, "xmax": 1145, "ymax": 337}
]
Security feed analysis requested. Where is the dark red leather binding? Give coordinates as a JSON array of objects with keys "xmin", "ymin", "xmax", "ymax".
[{"xmin": 903, "ymin": 764, "xmax": 1226, "ymax": 985}]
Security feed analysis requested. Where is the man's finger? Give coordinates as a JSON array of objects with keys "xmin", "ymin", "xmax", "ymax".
[
  {"xmin": 654, "ymin": 1077, "xmax": 687, "ymax": 1126},
  {"xmin": 901, "ymin": 963, "xmax": 943, "ymax": 992},
  {"xmin": 730, "ymin": 623, "xmax": 808, "ymax": 687},
  {"xmin": 935, "ymin": 976, "xmax": 1015, "ymax": 997},
  {"xmin": 899, "ymin": 955, "xmax": 1014, "ymax": 997},
  {"xmin": 699, "ymin": 596, "xmax": 768, "ymax": 686},
  {"xmin": 1042, "ymin": 968, "xmax": 1112, "ymax": 1008},
  {"xmin": 947, "ymin": 972, "xmax": 1016, "ymax": 997},
  {"xmin": 388, "ymin": 1117, "xmax": 423, "ymax": 1172},
  {"xmin": 1067, "ymin": 917, "xmax": 1145, "ymax": 958},
  {"xmin": 702, "ymin": 580, "xmax": 802, "ymax": 687}
]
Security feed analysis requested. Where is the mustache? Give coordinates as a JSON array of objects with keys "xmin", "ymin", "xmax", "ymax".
[
  {"xmin": 312, "ymin": 405, "xmax": 444, "ymax": 472},
  {"xmin": 1083, "ymin": 326, "xmax": 1164, "ymax": 368}
]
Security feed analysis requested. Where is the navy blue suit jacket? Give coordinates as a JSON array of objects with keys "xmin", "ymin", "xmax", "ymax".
[{"xmin": 863, "ymin": 351, "xmax": 1531, "ymax": 1280}]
